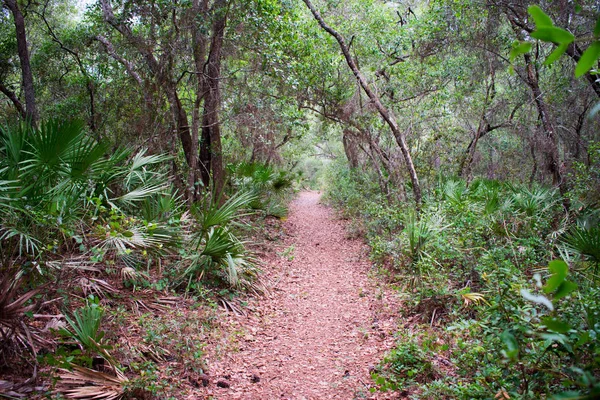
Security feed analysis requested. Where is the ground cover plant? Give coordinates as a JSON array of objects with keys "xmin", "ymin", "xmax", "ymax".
[{"xmin": 324, "ymin": 164, "xmax": 600, "ymax": 399}]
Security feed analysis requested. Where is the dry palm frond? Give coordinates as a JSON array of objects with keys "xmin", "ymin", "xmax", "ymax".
[
  {"xmin": 461, "ymin": 292, "xmax": 489, "ymax": 307},
  {"xmin": 78, "ymin": 277, "xmax": 117, "ymax": 298},
  {"xmin": 155, "ymin": 296, "xmax": 181, "ymax": 307},
  {"xmin": 0, "ymin": 270, "xmax": 51, "ymax": 359},
  {"xmin": 131, "ymin": 299, "xmax": 168, "ymax": 315},
  {"xmin": 120, "ymin": 266, "xmax": 138, "ymax": 282},
  {"xmin": 57, "ymin": 365, "xmax": 128, "ymax": 400},
  {"xmin": 138, "ymin": 343, "xmax": 171, "ymax": 363},
  {"xmin": 60, "ymin": 257, "xmax": 102, "ymax": 272},
  {"xmin": 218, "ymin": 296, "xmax": 246, "ymax": 316}
]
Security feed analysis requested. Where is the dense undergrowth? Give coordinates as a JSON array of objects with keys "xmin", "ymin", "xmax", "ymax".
[
  {"xmin": 0, "ymin": 119, "xmax": 297, "ymax": 398},
  {"xmin": 324, "ymin": 158, "xmax": 600, "ymax": 400}
]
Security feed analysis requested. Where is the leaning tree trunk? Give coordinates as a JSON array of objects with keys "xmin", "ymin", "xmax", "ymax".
[
  {"xmin": 4, "ymin": 0, "xmax": 37, "ymax": 125},
  {"xmin": 302, "ymin": 0, "xmax": 422, "ymax": 211}
]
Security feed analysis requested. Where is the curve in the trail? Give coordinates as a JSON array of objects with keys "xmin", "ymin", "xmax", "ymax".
[{"xmin": 201, "ymin": 191, "xmax": 399, "ymax": 400}]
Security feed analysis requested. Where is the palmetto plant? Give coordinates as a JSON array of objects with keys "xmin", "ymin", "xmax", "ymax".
[
  {"xmin": 561, "ymin": 212, "xmax": 600, "ymax": 275},
  {"xmin": 60, "ymin": 297, "xmax": 115, "ymax": 366},
  {"xmin": 441, "ymin": 179, "xmax": 469, "ymax": 211},
  {"xmin": 0, "ymin": 119, "xmax": 177, "ymax": 264},
  {"xmin": 181, "ymin": 190, "xmax": 258, "ymax": 288},
  {"xmin": 231, "ymin": 162, "xmax": 293, "ymax": 217},
  {"xmin": 62, "ymin": 299, "xmax": 105, "ymax": 350},
  {"xmin": 403, "ymin": 210, "xmax": 448, "ymax": 263},
  {"xmin": 509, "ymin": 184, "xmax": 557, "ymax": 218}
]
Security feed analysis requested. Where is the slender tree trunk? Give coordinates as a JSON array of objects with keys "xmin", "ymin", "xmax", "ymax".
[
  {"xmin": 4, "ymin": 0, "xmax": 37, "ymax": 125},
  {"xmin": 201, "ymin": 0, "xmax": 229, "ymax": 200},
  {"xmin": 359, "ymin": 141, "xmax": 391, "ymax": 203},
  {"xmin": 302, "ymin": 0, "xmax": 422, "ymax": 210},
  {"xmin": 460, "ymin": 120, "xmax": 490, "ymax": 181},
  {"xmin": 523, "ymin": 53, "xmax": 562, "ymax": 188},
  {"xmin": 459, "ymin": 70, "xmax": 495, "ymax": 180},
  {"xmin": 190, "ymin": 0, "xmax": 209, "ymax": 200},
  {"xmin": 507, "ymin": 13, "xmax": 564, "ymax": 194}
]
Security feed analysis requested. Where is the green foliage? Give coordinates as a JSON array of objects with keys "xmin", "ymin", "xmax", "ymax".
[
  {"xmin": 527, "ymin": 5, "xmax": 600, "ymax": 78},
  {"xmin": 326, "ymin": 164, "xmax": 599, "ymax": 398},
  {"xmin": 180, "ymin": 190, "xmax": 258, "ymax": 290},
  {"xmin": 403, "ymin": 210, "xmax": 448, "ymax": 264},
  {"xmin": 62, "ymin": 298, "xmax": 104, "ymax": 347},
  {"xmin": 60, "ymin": 297, "xmax": 110, "ymax": 357},
  {"xmin": 562, "ymin": 224, "xmax": 600, "ymax": 273},
  {"xmin": 229, "ymin": 162, "xmax": 295, "ymax": 218},
  {"xmin": 372, "ymin": 338, "xmax": 437, "ymax": 392}
]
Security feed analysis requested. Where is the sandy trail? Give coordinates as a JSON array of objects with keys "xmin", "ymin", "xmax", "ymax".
[{"xmin": 202, "ymin": 191, "xmax": 398, "ymax": 399}]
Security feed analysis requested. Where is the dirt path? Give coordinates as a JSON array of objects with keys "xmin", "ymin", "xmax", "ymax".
[{"xmin": 201, "ymin": 191, "xmax": 399, "ymax": 399}]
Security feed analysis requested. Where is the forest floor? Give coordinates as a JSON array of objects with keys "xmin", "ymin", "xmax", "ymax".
[{"xmin": 196, "ymin": 191, "xmax": 402, "ymax": 399}]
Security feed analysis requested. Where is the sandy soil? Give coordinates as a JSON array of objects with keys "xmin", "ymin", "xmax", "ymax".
[{"xmin": 199, "ymin": 191, "xmax": 400, "ymax": 399}]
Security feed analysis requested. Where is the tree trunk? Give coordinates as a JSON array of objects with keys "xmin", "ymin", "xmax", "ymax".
[
  {"xmin": 4, "ymin": 0, "xmax": 37, "ymax": 125},
  {"xmin": 302, "ymin": 0, "xmax": 422, "ymax": 211},
  {"xmin": 523, "ymin": 53, "xmax": 562, "ymax": 187},
  {"xmin": 190, "ymin": 0, "xmax": 209, "ymax": 200},
  {"xmin": 342, "ymin": 129, "xmax": 360, "ymax": 169},
  {"xmin": 201, "ymin": 0, "xmax": 229, "ymax": 200}
]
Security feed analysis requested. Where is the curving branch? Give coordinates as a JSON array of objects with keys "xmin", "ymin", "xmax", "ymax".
[
  {"xmin": 302, "ymin": 0, "xmax": 422, "ymax": 210},
  {"xmin": 0, "ymin": 81, "xmax": 26, "ymax": 119}
]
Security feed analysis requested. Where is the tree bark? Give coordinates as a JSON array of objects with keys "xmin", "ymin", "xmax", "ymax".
[
  {"xmin": 190, "ymin": 0, "xmax": 209, "ymax": 200},
  {"xmin": 4, "ymin": 0, "xmax": 37, "ymax": 125},
  {"xmin": 342, "ymin": 129, "xmax": 360, "ymax": 169},
  {"xmin": 0, "ymin": 81, "xmax": 26, "ymax": 119},
  {"xmin": 523, "ymin": 52, "xmax": 562, "ymax": 187},
  {"xmin": 201, "ymin": 0, "xmax": 229, "ymax": 200},
  {"xmin": 302, "ymin": 0, "xmax": 422, "ymax": 210}
]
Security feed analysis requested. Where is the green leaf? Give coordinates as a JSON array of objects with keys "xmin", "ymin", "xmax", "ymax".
[
  {"xmin": 541, "ymin": 317, "xmax": 571, "ymax": 333},
  {"xmin": 544, "ymin": 43, "xmax": 569, "ymax": 66},
  {"xmin": 595, "ymin": 17, "xmax": 600, "ymax": 37},
  {"xmin": 501, "ymin": 330, "xmax": 519, "ymax": 360},
  {"xmin": 510, "ymin": 41, "xmax": 532, "ymax": 62},
  {"xmin": 541, "ymin": 333, "xmax": 573, "ymax": 353},
  {"xmin": 554, "ymin": 280, "xmax": 578, "ymax": 300},
  {"xmin": 528, "ymin": 5, "xmax": 553, "ymax": 27},
  {"xmin": 531, "ymin": 27, "xmax": 575, "ymax": 44},
  {"xmin": 576, "ymin": 331, "xmax": 591, "ymax": 347},
  {"xmin": 575, "ymin": 41, "xmax": 600, "ymax": 77},
  {"xmin": 544, "ymin": 259, "xmax": 568, "ymax": 294}
]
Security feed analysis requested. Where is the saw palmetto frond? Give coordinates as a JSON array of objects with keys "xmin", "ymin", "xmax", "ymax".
[{"xmin": 57, "ymin": 365, "xmax": 128, "ymax": 400}]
